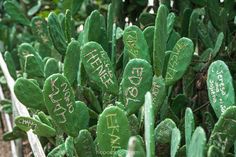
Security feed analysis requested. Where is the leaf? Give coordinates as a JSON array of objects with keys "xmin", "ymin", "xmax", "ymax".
[
  {"xmin": 75, "ymin": 101, "xmax": 90, "ymax": 131},
  {"xmin": 188, "ymin": 127, "xmax": 206, "ymax": 157},
  {"xmin": 209, "ymin": 106, "xmax": 236, "ymax": 154},
  {"xmin": 165, "ymin": 37, "xmax": 194, "ymax": 86},
  {"xmin": 207, "ymin": 60, "xmax": 235, "ymax": 117},
  {"xmin": 3, "ymin": 1, "xmax": 30, "ymax": 26},
  {"xmin": 139, "ymin": 12, "xmax": 156, "ymax": 27},
  {"xmin": 154, "ymin": 118, "xmax": 176, "ymax": 144},
  {"xmin": 4, "ymin": 51, "xmax": 17, "ymax": 79},
  {"xmin": 126, "ymin": 136, "xmax": 145, "ymax": 157},
  {"xmin": 81, "ymin": 41, "xmax": 119, "ymax": 94},
  {"xmin": 207, "ymin": 145, "xmax": 224, "ymax": 157},
  {"xmin": 185, "ymin": 107, "xmax": 195, "ymax": 156},
  {"xmin": 48, "ymin": 143, "xmax": 66, "ymax": 157},
  {"xmin": 43, "ymin": 73, "xmax": 78, "ymax": 137},
  {"xmin": 65, "ymin": 136, "xmax": 74, "ymax": 157},
  {"xmin": 48, "ymin": 12, "xmax": 67, "ymax": 56},
  {"xmin": 153, "ymin": 4, "xmax": 168, "ymax": 76},
  {"xmin": 74, "ymin": 129, "xmax": 96, "ymax": 157},
  {"xmin": 27, "ymin": 0, "xmax": 41, "ymax": 16},
  {"xmin": 167, "ymin": 12, "xmax": 176, "ymax": 37},
  {"xmin": 44, "ymin": 58, "xmax": 59, "ymax": 78},
  {"xmin": 62, "ymin": 0, "xmax": 84, "ymax": 15},
  {"xmin": 143, "ymin": 26, "xmax": 154, "ymax": 64},
  {"xmin": 123, "ymin": 25, "xmax": 150, "ymax": 63},
  {"xmin": 3, "ymin": 126, "xmax": 26, "ymax": 141},
  {"xmin": 14, "ymin": 78, "xmax": 46, "ymax": 111},
  {"xmin": 171, "ymin": 127, "xmax": 181, "ymax": 157},
  {"xmin": 83, "ymin": 10, "xmax": 102, "ymax": 44},
  {"xmin": 97, "ymin": 106, "xmax": 130, "ymax": 157},
  {"xmin": 63, "ymin": 39, "xmax": 80, "ymax": 85},
  {"xmin": 144, "ymin": 92, "xmax": 155, "ymax": 157},
  {"xmin": 31, "ymin": 16, "xmax": 52, "ymax": 45},
  {"xmin": 24, "ymin": 54, "xmax": 44, "ymax": 77},
  {"xmin": 151, "ymin": 75, "xmax": 166, "ymax": 119},
  {"xmin": 121, "ymin": 59, "xmax": 152, "ymax": 114},
  {"xmin": 15, "ymin": 116, "xmax": 56, "ymax": 137}
]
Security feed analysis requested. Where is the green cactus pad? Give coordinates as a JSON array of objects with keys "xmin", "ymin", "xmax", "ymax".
[
  {"xmin": 126, "ymin": 136, "xmax": 145, "ymax": 157},
  {"xmin": 207, "ymin": 145, "xmax": 224, "ymax": 157},
  {"xmin": 63, "ymin": 39, "xmax": 80, "ymax": 85},
  {"xmin": 75, "ymin": 101, "xmax": 90, "ymax": 131},
  {"xmin": 153, "ymin": 4, "xmax": 168, "ymax": 76},
  {"xmin": 207, "ymin": 60, "xmax": 235, "ymax": 118},
  {"xmin": 18, "ymin": 43, "xmax": 43, "ymax": 69},
  {"xmin": 171, "ymin": 127, "xmax": 181, "ymax": 157},
  {"xmin": 3, "ymin": 1, "xmax": 30, "ymax": 26},
  {"xmin": 151, "ymin": 75, "xmax": 166, "ymax": 118},
  {"xmin": 24, "ymin": 54, "xmax": 44, "ymax": 77},
  {"xmin": 48, "ymin": 12, "xmax": 67, "ymax": 55},
  {"xmin": 4, "ymin": 51, "xmax": 17, "ymax": 79},
  {"xmin": 43, "ymin": 73, "xmax": 78, "ymax": 137},
  {"xmin": 209, "ymin": 106, "xmax": 236, "ymax": 154},
  {"xmin": 65, "ymin": 136, "xmax": 74, "ymax": 157},
  {"xmin": 97, "ymin": 106, "xmax": 130, "ymax": 157},
  {"xmin": 3, "ymin": 126, "xmax": 26, "ymax": 141},
  {"xmin": 123, "ymin": 25, "xmax": 150, "ymax": 62},
  {"xmin": 121, "ymin": 58, "xmax": 152, "ymax": 114},
  {"xmin": 31, "ymin": 16, "xmax": 52, "ymax": 45},
  {"xmin": 144, "ymin": 92, "xmax": 155, "ymax": 157},
  {"xmin": 154, "ymin": 118, "xmax": 176, "ymax": 144},
  {"xmin": 15, "ymin": 116, "xmax": 56, "ymax": 137},
  {"xmin": 128, "ymin": 114, "xmax": 139, "ymax": 136},
  {"xmin": 14, "ymin": 78, "xmax": 46, "ymax": 111},
  {"xmin": 81, "ymin": 41, "xmax": 118, "ymax": 94},
  {"xmin": 74, "ymin": 129, "xmax": 96, "ymax": 157},
  {"xmin": 37, "ymin": 111, "xmax": 53, "ymax": 127},
  {"xmin": 143, "ymin": 26, "xmax": 154, "ymax": 63},
  {"xmin": 44, "ymin": 58, "xmax": 59, "ymax": 78},
  {"xmin": 165, "ymin": 37, "xmax": 194, "ymax": 86},
  {"xmin": 48, "ymin": 143, "xmax": 66, "ymax": 157},
  {"xmin": 185, "ymin": 107, "xmax": 195, "ymax": 156},
  {"xmin": 188, "ymin": 127, "xmax": 206, "ymax": 157}
]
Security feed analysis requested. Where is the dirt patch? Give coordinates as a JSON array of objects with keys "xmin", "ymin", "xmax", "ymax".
[{"xmin": 0, "ymin": 128, "xmax": 11, "ymax": 157}]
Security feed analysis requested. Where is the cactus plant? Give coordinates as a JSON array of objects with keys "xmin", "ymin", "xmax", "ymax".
[{"xmin": 1, "ymin": 0, "xmax": 236, "ymax": 156}]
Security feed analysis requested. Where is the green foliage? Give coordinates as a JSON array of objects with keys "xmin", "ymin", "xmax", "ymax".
[{"xmin": 1, "ymin": 0, "xmax": 236, "ymax": 156}]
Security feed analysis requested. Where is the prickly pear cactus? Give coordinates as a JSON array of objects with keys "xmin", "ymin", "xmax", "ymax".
[
  {"xmin": 165, "ymin": 37, "xmax": 194, "ymax": 86},
  {"xmin": 171, "ymin": 127, "xmax": 181, "ymax": 157},
  {"xmin": 63, "ymin": 39, "xmax": 81, "ymax": 85},
  {"xmin": 207, "ymin": 60, "xmax": 235, "ymax": 117},
  {"xmin": 74, "ymin": 129, "xmax": 96, "ymax": 157},
  {"xmin": 126, "ymin": 136, "xmax": 145, "ymax": 157},
  {"xmin": 81, "ymin": 41, "xmax": 119, "ymax": 94},
  {"xmin": 188, "ymin": 127, "xmax": 206, "ymax": 157},
  {"xmin": 209, "ymin": 106, "xmax": 236, "ymax": 154},
  {"xmin": 48, "ymin": 12, "xmax": 67, "ymax": 56},
  {"xmin": 153, "ymin": 4, "xmax": 168, "ymax": 76},
  {"xmin": 151, "ymin": 75, "xmax": 166, "ymax": 118},
  {"xmin": 96, "ymin": 106, "xmax": 130, "ymax": 157},
  {"xmin": 144, "ymin": 92, "xmax": 155, "ymax": 157},
  {"xmin": 154, "ymin": 118, "xmax": 176, "ymax": 144},
  {"xmin": 123, "ymin": 25, "xmax": 150, "ymax": 62},
  {"xmin": 185, "ymin": 107, "xmax": 195, "ymax": 156},
  {"xmin": 121, "ymin": 58, "xmax": 152, "ymax": 114},
  {"xmin": 15, "ymin": 116, "xmax": 56, "ymax": 137},
  {"xmin": 43, "ymin": 73, "xmax": 78, "ymax": 137},
  {"xmin": 14, "ymin": 78, "xmax": 46, "ymax": 111}
]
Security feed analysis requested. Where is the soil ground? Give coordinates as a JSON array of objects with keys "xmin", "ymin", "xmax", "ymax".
[{"xmin": 0, "ymin": 129, "xmax": 11, "ymax": 157}]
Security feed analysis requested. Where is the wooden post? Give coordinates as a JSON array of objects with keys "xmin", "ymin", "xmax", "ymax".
[{"xmin": 0, "ymin": 53, "xmax": 46, "ymax": 157}]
